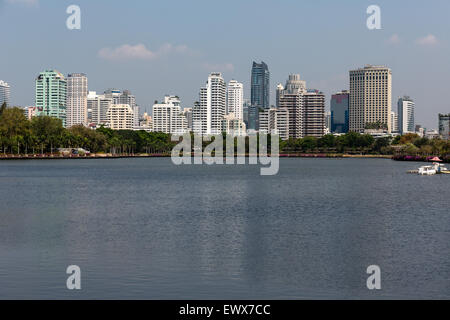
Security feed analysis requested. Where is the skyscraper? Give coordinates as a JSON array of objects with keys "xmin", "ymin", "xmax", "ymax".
[
  {"xmin": 330, "ymin": 90, "xmax": 349, "ymax": 133},
  {"xmin": 303, "ymin": 89, "xmax": 325, "ymax": 138},
  {"xmin": 66, "ymin": 73, "xmax": 88, "ymax": 127},
  {"xmin": 106, "ymin": 104, "xmax": 134, "ymax": 130},
  {"xmin": 193, "ymin": 72, "xmax": 226, "ymax": 135},
  {"xmin": 226, "ymin": 80, "xmax": 244, "ymax": 120},
  {"xmin": 349, "ymin": 65, "xmax": 392, "ymax": 133},
  {"xmin": 391, "ymin": 112, "xmax": 399, "ymax": 133},
  {"xmin": 397, "ymin": 96, "xmax": 415, "ymax": 134},
  {"xmin": 438, "ymin": 114, "xmax": 450, "ymax": 140},
  {"xmin": 277, "ymin": 74, "xmax": 306, "ymax": 139},
  {"xmin": 251, "ymin": 61, "xmax": 270, "ymax": 109},
  {"xmin": 259, "ymin": 107, "xmax": 290, "ymax": 141},
  {"xmin": 0, "ymin": 80, "xmax": 11, "ymax": 107},
  {"xmin": 152, "ymin": 95, "xmax": 188, "ymax": 134},
  {"xmin": 88, "ymin": 91, "xmax": 112, "ymax": 125},
  {"xmin": 35, "ymin": 70, "xmax": 67, "ymax": 126},
  {"xmin": 119, "ymin": 90, "xmax": 140, "ymax": 128}
]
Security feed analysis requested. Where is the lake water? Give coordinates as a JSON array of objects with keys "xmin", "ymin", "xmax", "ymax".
[{"xmin": 0, "ymin": 158, "xmax": 449, "ymax": 299}]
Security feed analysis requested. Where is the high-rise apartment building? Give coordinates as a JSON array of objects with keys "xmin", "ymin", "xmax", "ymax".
[
  {"xmin": 222, "ymin": 113, "xmax": 247, "ymax": 136},
  {"xmin": 259, "ymin": 107, "xmax": 290, "ymax": 141},
  {"xmin": 0, "ymin": 80, "xmax": 11, "ymax": 107},
  {"xmin": 35, "ymin": 70, "xmax": 67, "ymax": 126},
  {"xmin": 106, "ymin": 104, "xmax": 134, "ymax": 130},
  {"xmin": 397, "ymin": 96, "xmax": 415, "ymax": 134},
  {"xmin": 251, "ymin": 61, "xmax": 270, "ymax": 109},
  {"xmin": 439, "ymin": 114, "xmax": 450, "ymax": 140},
  {"xmin": 87, "ymin": 91, "xmax": 112, "ymax": 125},
  {"xmin": 183, "ymin": 107, "xmax": 193, "ymax": 131},
  {"xmin": 277, "ymin": 74, "xmax": 307, "ymax": 139},
  {"xmin": 303, "ymin": 90, "xmax": 325, "ymax": 138},
  {"xmin": 330, "ymin": 90, "xmax": 349, "ymax": 133},
  {"xmin": 66, "ymin": 73, "xmax": 88, "ymax": 127},
  {"xmin": 349, "ymin": 65, "xmax": 392, "ymax": 133},
  {"xmin": 193, "ymin": 73, "xmax": 226, "ymax": 135},
  {"xmin": 152, "ymin": 95, "xmax": 188, "ymax": 134},
  {"xmin": 119, "ymin": 90, "xmax": 140, "ymax": 128},
  {"xmin": 391, "ymin": 112, "xmax": 399, "ymax": 133},
  {"xmin": 226, "ymin": 80, "xmax": 244, "ymax": 120}
]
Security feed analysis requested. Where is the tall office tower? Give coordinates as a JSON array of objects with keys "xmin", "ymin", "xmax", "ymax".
[
  {"xmin": 0, "ymin": 80, "xmax": 11, "ymax": 107},
  {"xmin": 349, "ymin": 65, "xmax": 392, "ymax": 133},
  {"xmin": 251, "ymin": 61, "xmax": 270, "ymax": 109},
  {"xmin": 277, "ymin": 74, "xmax": 307, "ymax": 139},
  {"xmin": 259, "ymin": 107, "xmax": 290, "ymax": 141},
  {"xmin": 303, "ymin": 89, "xmax": 325, "ymax": 138},
  {"xmin": 439, "ymin": 114, "xmax": 450, "ymax": 140},
  {"xmin": 152, "ymin": 95, "xmax": 188, "ymax": 134},
  {"xmin": 397, "ymin": 96, "xmax": 415, "ymax": 134},
  {"xmin": 106, "ymin": 104, "xmax": 134, "ymax": 130},
  {"xmin": 35, "ymin": 70, "xmax": 67, "ymax": 127},
  {"xmin": 391, "ymin": 112, "xmax": 399, "ymax": 133},
  {"xmin": 119, "ymin": 90, "xmax": 140, "ymax": 127},
  {"xmin": 66, "ymin": 73, "xmax": 88, "ymax": 127},
  {"xmin": 330, "ymin": 90, "xmax": 349, "ymax": 133},
  {"xmin": 88, "ymin": 91, "xmax": 112, "ymax": 125},
  {"xmin": 276, "ymin": 84, "xmax": 284, "ymax": 108},
  {"xmin": 247, "ymin": 105, "xmax": 260, "ymax": 131},
  {"xmin": 226, "ymin": 80, "xmax": 244, "ymax": 120},
  {"xmin": 193, "ymin": 72, "xmax": 226, "ymax": 135}
]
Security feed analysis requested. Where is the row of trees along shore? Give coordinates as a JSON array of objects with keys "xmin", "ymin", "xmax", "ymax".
[{"xmin": 1, "ymin": 105, "xmax": 449, "ymax": 160}]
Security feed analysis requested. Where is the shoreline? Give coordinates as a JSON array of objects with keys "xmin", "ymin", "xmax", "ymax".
[{"xmin": 0, "ymin": 153, "xmax": 394, "ymax": 160}]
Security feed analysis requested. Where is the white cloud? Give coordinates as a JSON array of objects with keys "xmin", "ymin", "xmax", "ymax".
[
  {"xmin": 415, "ymin": 34, "xmax": 439, "ymax": 46},
  {"xmin": 387, "ymin": 34, "xmax": 400, "ymax": 45},
  {"xmin": 98, "ymin": 43, "xmax": 190, "ymax": 61},
  {"xmin": 202, "ymin": 62, "xmax": 235, "ymax": 72},
  {"xmin": 5, "ymin": 0, "xmax": 38, "ymax": 6}
]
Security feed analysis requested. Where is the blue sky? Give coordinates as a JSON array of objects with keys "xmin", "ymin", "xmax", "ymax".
[{"xmin": 1, "ymin": 0, "xmax": 449, "ymax": 128}]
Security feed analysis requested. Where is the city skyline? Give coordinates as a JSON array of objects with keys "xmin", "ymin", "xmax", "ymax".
[{"xmin": 1, "ymin": 0, "xmax": 449, "ymax": 129}]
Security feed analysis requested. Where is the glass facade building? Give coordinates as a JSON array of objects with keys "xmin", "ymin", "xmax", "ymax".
[
  {"xmin": 251, "ymin": 61, "xmax": 270, "ymax": 110},
  {"xmin": 439, "ymin": 114, "xmax": 450, "ymax": 140},
  {"xmin": 35, "ymin": 70, "xmax": 67, "ymax": 127},
  {"xmin": 330, "ymin": 90, "xmax": 349, "ymax": 133}
]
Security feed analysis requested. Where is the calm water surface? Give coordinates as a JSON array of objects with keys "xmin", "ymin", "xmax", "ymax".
[{"xmin": 0, "ymin": 158, "xmax": 449, "ymax": 299}]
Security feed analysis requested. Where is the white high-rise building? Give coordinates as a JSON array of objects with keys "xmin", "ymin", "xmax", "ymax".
[
  {"xmin": 259, "ymin": 107, "xmax": 290, "ymax": 141},
  {"xmin": 88, "ymin": 91, "xmax": 112, "ymax": 125},
  {"xmin": 391, "ymin": 111, "xmax": 399, "ymax": 133},
  {"xmin": 222, "ymin": 113, "xmax": 247, "ymax": 136},
  {"xmin": 397, "ymin": 96, "xmax": 415, "ymax": 134},
  {"xmin": 152, "ymin": 95, "xmax": 188, "ymax": 134},
  {"xmin": 193, "ymin": 72, "xmax": 226, "ymax": 135},
  {"xmin": 106, "ymin": 104, "xmax": 134, "ymax": 130},
  {"xmin": 349, "ymin": 65, "xmax": 392, "ymax": 133},
  {"xmin": 119, "ymin": 90, "xmax": 140, "ymax": 127},
  {"xmin": 0, "ymin": 80, "xmax": 11, "ymax": 107},
  {"xmin": 277, "ymin": 74, "xmax": 306, "ymax": 139},
  {"xmin": 66, "ymin": 73, "xmax": 88, "ymax": 127},
  {"xmin": 226, "ymin": 80, "xmax": 244, "ymax": 120}
]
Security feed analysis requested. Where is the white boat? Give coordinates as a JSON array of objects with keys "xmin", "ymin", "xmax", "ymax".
[{"xmin": 418, "ymin": 165, "xmax": 437, "ymax": 175}]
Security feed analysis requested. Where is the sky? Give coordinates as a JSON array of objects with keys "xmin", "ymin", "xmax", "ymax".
[{"xmin": 1, "ymin": 0, "xmax": 449, "ymax": 129}]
